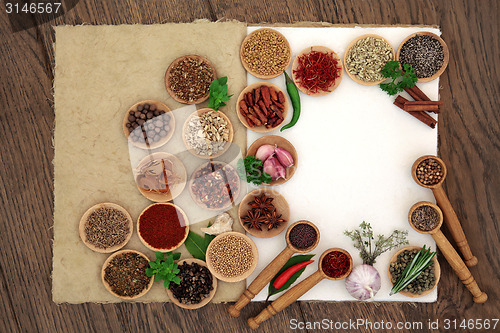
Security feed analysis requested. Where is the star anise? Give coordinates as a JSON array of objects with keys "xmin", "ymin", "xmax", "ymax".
[
  {"xmin": 241, "ymin": 209, "xmax": 266, "ymax": 231},
  {"xmin": 248, "ymin": 193, "xmax": 275, "ymax": 213},
  {"xmin": 264, "ymin": 209, "xmax": 286, "ymax": 230}
]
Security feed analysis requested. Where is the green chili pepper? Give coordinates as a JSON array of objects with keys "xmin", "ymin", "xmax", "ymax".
[{"xmin": 280, "ymin": 71, "xmax": 301, "ymax": 131}]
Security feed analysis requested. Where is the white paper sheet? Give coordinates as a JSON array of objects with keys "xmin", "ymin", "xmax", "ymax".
[{"xmin": 247, "ymin": 26, "xmax": 440, "ymax": 302}]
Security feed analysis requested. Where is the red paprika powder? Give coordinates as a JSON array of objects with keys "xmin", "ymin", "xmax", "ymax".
[
  {"xmin": 321, "ymin": 251, "xmax": 351, "ymax": 278},
  {"xmin": 138, "ymin": 204, "xmax": 187, "ymax": 250}
]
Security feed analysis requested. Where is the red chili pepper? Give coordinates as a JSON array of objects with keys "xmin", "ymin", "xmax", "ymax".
[{"xmin": 273, "ymin": 260, "xmax": 314, "ymax": 289}]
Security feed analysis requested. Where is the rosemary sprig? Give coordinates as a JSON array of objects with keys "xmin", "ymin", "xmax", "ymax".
[{"xmin": 390, "ymin": 245, "xmax": 436, "ymax": 295}]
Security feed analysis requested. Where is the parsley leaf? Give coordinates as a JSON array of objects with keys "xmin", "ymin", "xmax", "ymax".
[
  {"xmin": 208, "ymin": 76, "xmax": 233, "ymax": 111},
  {"xmin": 237, "ymin": 156, "xmax": 272, "ymax": 185},
  {"xmin": 379, "ymin": 61, "xmax": 418, "ymax": 96}
]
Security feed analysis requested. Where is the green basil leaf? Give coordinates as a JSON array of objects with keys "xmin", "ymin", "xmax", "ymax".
[
  {"xmin": 173, "ymin": 276, "xmax": 181, "ymax": 285},
  {"xmin": 145, "ymin": 268, "xmax": 154, "ymax": 277},
  {"xmin": 164, "ymin": 280, "xmax": 170, "ymax": 289},
  {"xmin": 173, "ymin": 252, "xmax": 181, "ymax": 260},
  {"xmin": 155, "ymin": 252, "xmax": 164, "ymax": 260},
  {"xmin": 267, "ymin": 254, "xmax": 315, "ymax": 299}
]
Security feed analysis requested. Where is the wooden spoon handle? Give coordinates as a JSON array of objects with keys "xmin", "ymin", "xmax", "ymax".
[
  {"xmin": 248, "ymin": 270, "xmax": 324, "ymax": 329},
  {"xmin": 228, "ymin": 246, "xmax": 295, "ymax": 317},
  {"xmin": 433, "ymin": 231, "xmax": 487, "ymax": 303},
  {"xmin": 433, "ymin": 186, "xmax": 478, "ymax": 266}
]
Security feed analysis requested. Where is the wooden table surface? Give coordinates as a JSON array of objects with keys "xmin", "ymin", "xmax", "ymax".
[{"xmin": 1, "ymin": 0, "xmax": 498, "ymax": 332}]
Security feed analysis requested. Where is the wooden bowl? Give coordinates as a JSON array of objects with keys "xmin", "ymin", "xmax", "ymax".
[
  {"xmin": 238, "ymin": 188, "xmax": 290, "ymax": 238},
  {"xmin": 240, "ymin": 28, "xmax": 291, "ymax": 79},
  {"xmin": 164, "ymin": 55, "xmax": 216, "ymax": 104},
  {"xmin": 188, "ymin": 161, "xmax": 241, "ymax": 211},
  {"xmin": 79, "ymin": 203, "xmax": 133, "ymax": 253},
  {"xmin": 388, "ymin": 246, "xmax": 441, "ymax": 297},
  {"xmin": 166, "ymin": 258, "xmax": 218, "ymax": 309},
  {"xmin": 206, "ymin": 232, "xmax": 259, "ymax": 282},
  {"xmin": 137, "ymin": 203, "xmax": 189, "ymax": 252},
  {"xmin": 408, "ymin": 201, "xmax": 444, "ymax": 234},
  {"xmin": 101, "ymin": 250, "xmax": 154, "ymax": 300},
  {"xmin": 292, "ymin": 46, "xmax": 343, "ymax": 96},
  {"xmin": 247, "ymin": 135, "xmax": 298, "ymax": 186},
  {"xmin": 396, "ymin": 32, "xmax": 449, "ymax": 83},
  {"xmin": 344, "ymin": 34, "xmax": 395, "ymax": 85},
  {"xmin": 319, "ymin": 248, "xmax": 353, "ymax": 280},
  {"xmin": 182, "ymin": 108, "xmax": 234, "ymax": 159},
  {"xmin": 123, "ymin": 100, "xmax": 174, "ymax": 150},
  {"xmin": 236, "ymin": 82, "xmax": 289, "ymax": 133},
  {"xmin": 134, "ymin": 152, "xmax": 187, "ymax": 203},
  {"xmin": 286, "ymin": 220, "xmax": 320, "ymax": 253},
  {"xmin": 411, "ymin": 155, "xmax": 447, "ymax": 189}
]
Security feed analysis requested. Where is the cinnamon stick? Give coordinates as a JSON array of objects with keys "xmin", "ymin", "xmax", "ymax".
[
  {"xmin": 404, "ymin": 86, "xmax": 431, "ymax": 101},
  {"xmin": 394, "ymin": 96, "xmax": 437, "ymax": 129},
  {"xmin": 404, "ymin": 102, "xmax": 441, "ymax": 113}
]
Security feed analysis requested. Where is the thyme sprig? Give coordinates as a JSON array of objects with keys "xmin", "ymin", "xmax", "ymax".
[
  {"xmin": 390, "ymin": 245, "xmax": 436, "ymax": 295},
  {"xmin": 344, "ymin": 221, "xmax": 409, "ymax": 265}
]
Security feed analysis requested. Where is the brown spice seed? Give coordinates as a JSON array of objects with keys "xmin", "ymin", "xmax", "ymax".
[
  {"xmin": 84, "ymin": 207, "xmax": 130, "ymax": 249},
  {"xmin": 169, "ymin": 57, "xmax": 214, "ymax": 102},
  {"xmin": 242, "ymin": 30, "xmax": 290, "ymax": 76}
]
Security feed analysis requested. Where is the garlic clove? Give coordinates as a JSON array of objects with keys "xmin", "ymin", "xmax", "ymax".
[
  {"xmin": 255, "ymin": 144, "xmax": 276, "ymax": 162},
  {"xmin": 274, "ymin": 147, "xmax": 294, "ymax": 168},
  {"xmin": 263, "ymin": 156, "xmax": 286, "ymax": 180}
]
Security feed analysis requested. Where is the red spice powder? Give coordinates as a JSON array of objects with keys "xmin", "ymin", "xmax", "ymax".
[
  {"xmin": 293, "ymin": 49, "xmax": 341, "ymax": 94},
  {"xmin": 139, "ymin": 204, "xmax": 186, "ymax": 249},
  {"xmin": 321, "ymin": 251, "xmax": 350, "ymax": 278}
]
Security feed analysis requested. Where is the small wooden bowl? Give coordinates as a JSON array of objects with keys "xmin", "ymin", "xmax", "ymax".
[
  {"xmin": 101, "ymin": 250, "xmax": 154, "ymax": 300},
  {"xmin": 206, "ymin": 232, "xmax": 259, "ymax": 282},
  {"xmin": 137, "ymin": 203, "xmax": 189, "ymax": 252},
  {"xmin": 411, "ymin": 155, "xmax": 447, "ymax": 189},
  {"xmin": 344, "ymin": 34, "xmax": 395, "ymax": 85},
  {"xmin": 286, "ymin": 221, "xmax": 321, "ymax": 253},
  {"xmin": 238, "ymin": 188, "xmax": 290, "ymax": 238},
  {"xmin": 319, "ymin": 248, "xmax": 353, "ymax": 280},
  {"xmin": 166, "ymin": 258, "xmax": 218, "ymax": 309},
  {"xmin": 396, "ymin": 32, "xmax": 449, "ymax": 83},
  {"xmin": 408, "ymin": 201, "xmax": 444, "ymax": 234},
  {"xmin": 240, "ymin": 28, "xmax": 291, "ymax": 79},
  {"xmin": 388, "ymin": 246, "xmax": 441, "ymax": 297},
  {"xmin": 188, "ymin": 161, "xmax": 241, "ymax": 211},
  {"xmin": 182, "ymin": 108, "xmax": 234, "ymax": 159},
  {"xmin": 79, "ymin": 203, "xmax": 133, "ymax": 253},
  {"xmin": 123, "ymin": 100, "xmax": 174, "ymax": 150},
  {"xmin": 247, "ymin": 135, "xmax": 298, "ymax": 186},
  {"xmin": 165, "ymin": 55, "xmax": 216, "ymax": 104},
  {"xmin": 236, "ymin": 82, "xmax": 289, "ymax": 133},
  {"xmin": 134, "ymin": 152, "xmax": 187, "ymax": 203},
  {"xmin": 292, "ymin": 46, "xmax": 343, "ymax": 96}
]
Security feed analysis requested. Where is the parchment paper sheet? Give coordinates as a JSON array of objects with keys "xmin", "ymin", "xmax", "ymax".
[{"xmin": 53, "ymin": 21, "xmax": 247, "ymax": 303}]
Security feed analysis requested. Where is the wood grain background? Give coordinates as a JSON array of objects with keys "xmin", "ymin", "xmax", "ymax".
[{"xmin": 0, "ymin": 0, "xmax": 498, "ymax": 332}]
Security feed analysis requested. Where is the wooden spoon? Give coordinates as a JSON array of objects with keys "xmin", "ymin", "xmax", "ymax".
[
  {"xmin": 247, "ymin": 248, "xmax": 352, "ymax": 330},
  {"xmin": 412, "ymin": 155, "xmax": 477, "ymax": 267},
  {"xmin": 408, "ymin": 201, "xmax": 487, "ymax": 304},
  {"xmin": 227, "ymin": 221, "xmax": 319, "ymax": 318}
]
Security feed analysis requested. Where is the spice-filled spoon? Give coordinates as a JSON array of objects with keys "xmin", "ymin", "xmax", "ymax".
[
  {"xmin": 412, "ymin": 155, "xmax": 477, "ymax": 267},
  {"xmin": 409, "ymin": 202, "xmax": 487, "ymax": 303},
  {"xmin": 228, "ymin": 221, "xmax": 319, "ymax": 317},
  {"xmin": 247, "ymin": 248, "xmax": 352, "ymax": 330}
]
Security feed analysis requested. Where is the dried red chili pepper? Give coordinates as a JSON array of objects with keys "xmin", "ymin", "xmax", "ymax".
[
  {"xmin": 273, "ymin": 260, "xmax": 314, "ymax": 289},
  {"xmin": 293, "ymin": 49, "xmax": 341, "ymax": 94},
  {"xmin": 321, "ymin": 251, "xmax": 350, "ymax": 278}
]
